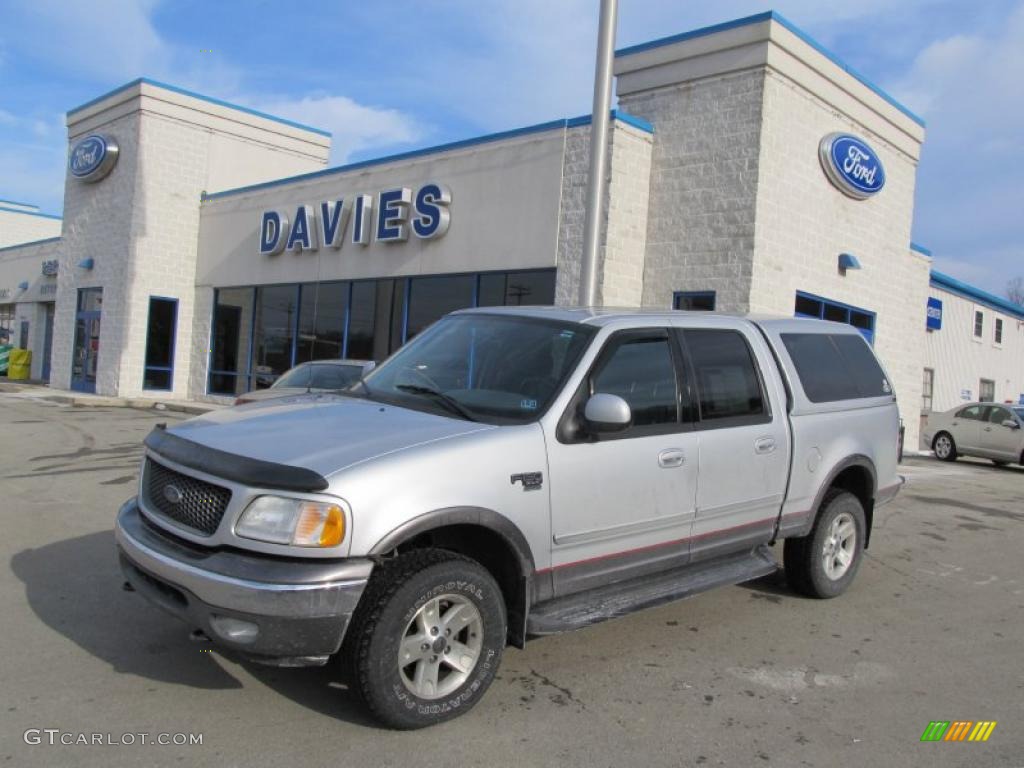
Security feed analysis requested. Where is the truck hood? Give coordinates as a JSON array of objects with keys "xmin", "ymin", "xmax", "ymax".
[{"xmin": 166, "ymin": 394, "xmax": 494, "ymax": 479}]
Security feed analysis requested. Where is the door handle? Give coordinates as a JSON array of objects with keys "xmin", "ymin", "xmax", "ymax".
[
  {"xmin": 983, "ymin": 427, "xmax": 992, "ymax": 432},
  {"xmin": 754, "ymin": 437, "xmax": 777, "ymax": 454},
  {"xmin": 658, "ymin": 449, "xmax": 685, "ymax": 468}
]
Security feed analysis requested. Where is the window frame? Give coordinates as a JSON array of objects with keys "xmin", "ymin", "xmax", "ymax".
[
  {"xmin": 921, "ymin": 367, "xmax": 934, "ymax": 413},
  {"xmin": 676, "ymin": 327, "xmax": 773, "ymax": 430},
  {"xmin": 673, "ymin": 290, "xmax": 717, "ymax": 312},
  {"xmin": 794, "ymin": 290, "xmax": 876, "ymax": 344},
  {"xmin": 994, "ymin": 317, "xmax": 1003, "ymax": 346},
  {"xmin": 979, "ymin": 378, "xmax": 995, "ymax": 403},
  {"xmin": 142, "ymin": 296, "xmax": 178, "ymax": 392},
  {"xmin": 973, "ymin": 309, "xmax": 984, "ymax": 340},
  {"xmin": 557, "ymin": 328, "xmax": 692, "ymax": 444},
  {"xmin": 956, "ymin": 405, "xmax": 986, "ymax": 421}
]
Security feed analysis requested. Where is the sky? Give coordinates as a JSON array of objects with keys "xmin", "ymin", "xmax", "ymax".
[{"xmin": 0, "ymin": 0, "xmax": 1021, "ymax": 295}]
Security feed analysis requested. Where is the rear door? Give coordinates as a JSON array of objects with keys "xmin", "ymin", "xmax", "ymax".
[
  {"xmin": 978, "ymin": 405, "xmax": 1021, "ymax": 460},
  {"xmin": 674, "ymin": 322, "xmax": 790, "ymax": 563}
]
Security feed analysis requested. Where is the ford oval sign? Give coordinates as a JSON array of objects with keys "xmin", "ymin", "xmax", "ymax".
[
  {"xmin": 819, "ymin": 133, "xmax": 885, "ymax": 200},
  {"xmin": 69, "ymin": 133, "xmax": 119, "ymax": 183}
]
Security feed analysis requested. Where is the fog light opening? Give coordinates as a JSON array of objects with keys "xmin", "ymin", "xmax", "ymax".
[{"xmin": 209, "ymin": 615, "xmax": 260, "ymax": 644}]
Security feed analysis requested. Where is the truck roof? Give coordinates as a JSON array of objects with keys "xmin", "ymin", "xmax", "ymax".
[{"xmin": 455, "ymin": 305, "xmax": 863, "ymax": 334}]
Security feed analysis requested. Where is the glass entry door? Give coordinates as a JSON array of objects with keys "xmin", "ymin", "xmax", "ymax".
[{"xmin": 71, "ymin": 288, "xmax": 102, "ymax": 393}]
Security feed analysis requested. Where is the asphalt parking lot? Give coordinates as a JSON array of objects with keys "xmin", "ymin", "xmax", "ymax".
[{"xmin": 1, "ymin": 394, "xmax": 1021, "ymax": 767}]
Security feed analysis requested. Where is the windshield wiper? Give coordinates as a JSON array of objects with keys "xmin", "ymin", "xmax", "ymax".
[{"xmin": 394, "ymin": 384, "xmax": 478, "ymax": 422}]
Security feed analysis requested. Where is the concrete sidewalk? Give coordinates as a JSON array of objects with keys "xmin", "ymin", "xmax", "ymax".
[{"xmin": 0, "ymin": 379, "xmax": 223, "ymax": 415}]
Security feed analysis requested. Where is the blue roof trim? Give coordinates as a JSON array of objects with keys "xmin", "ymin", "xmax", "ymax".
[
  {"xmin": 0, "ymin": 204, "xmax": 62, "ymax": 221},
  {"xmin": 910, "ymin": 242, "xmax": 933, "ymax": 257},
  {"xmin": 930, "ymin": 270, "xmax": 1024, "ymax": 320},
  {"xmin": 0, "ymin": 236, "xmax": 62, "ymax": 254},
  {"xmin": 0, "ymin": 198, "xmax": 39, "ymax": 210},
  {"xmin": 615, "ymin": 10, "xmax": 926, "ymax": 128},
  {"xmin": 202, "ymin": 111, "xmax": 654, "ymax": 202},
  {"xmin": 67, "ymin": 77, "xmax": 332, "ymax": 138}
]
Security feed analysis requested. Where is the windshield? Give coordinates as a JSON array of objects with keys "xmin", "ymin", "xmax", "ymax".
[
  {"xmin": 272, "ymin": 363, "xmax": 363, "ymax": 390},
  {"xmin": 361, "ymin": 313, "xmax": 595, "ymax": 424}
]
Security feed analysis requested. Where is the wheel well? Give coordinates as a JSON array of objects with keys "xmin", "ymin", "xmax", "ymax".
[
  {"xmin": 829, "ymin": 465, "xmax": 875, "ymax": 549},
  {"xmin": 391, "ymin": 524, "xmax": 528, "ymax": 648}
]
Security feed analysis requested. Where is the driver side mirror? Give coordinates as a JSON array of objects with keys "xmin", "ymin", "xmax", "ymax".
[
  {"xmin": 1002, "ymin": 419, "xmax": 1020, "ymax": 430},
  {"xmin": 584, "ymin": 393, "xmax": 632, "ymax": 433}
]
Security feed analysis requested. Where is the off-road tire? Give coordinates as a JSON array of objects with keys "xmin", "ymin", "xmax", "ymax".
[
  {"xmin": 342, "ymin": 549, "xmax": 506, "ymax": 729},
  {"xmin": 784, "ymin": 489, "xmax": 866, "ymax": 599}
]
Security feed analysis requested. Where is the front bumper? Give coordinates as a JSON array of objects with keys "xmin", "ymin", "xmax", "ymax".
[{"xmin": 115, "ymin": 498, "xmax": 372, "ymax": 665}]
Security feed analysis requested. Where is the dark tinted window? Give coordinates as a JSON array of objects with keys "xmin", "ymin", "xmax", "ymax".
[
  {"xmin": 832, "ymin": 334, "xmax": 890, "ymax": 398},
  {"xmin": 592, "ymin": 336, "xmax": 678, "ymax": 427},
  {"xmin": 143, "ymin": 297, "xmax": 177, "ymax": 390},
  {"xmin": 782, "ymin": 333, "xmax": 891, "ymax": 403},
  {"xmin": 674, "ymin": 291, "xmax": 716, "ymax": 311},
  {"xmin": 252, "ymin": 285, "xmax": 298, "ymax": 389},
  {"xmin": 297, "ymin": 281, "xmax": 347, "ymax": 362},
  {"xmin": 684, "ymin": 330, "xmax": 766, "ymax": 421},
  {"xmin": 406, "ymin": 275, "xmax": 475, "ymax": 340}
]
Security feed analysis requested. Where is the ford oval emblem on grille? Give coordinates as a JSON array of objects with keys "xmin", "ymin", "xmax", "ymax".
[{"xmin": 163, "ymin": 484, "xmax": 184, "ymax": 505}]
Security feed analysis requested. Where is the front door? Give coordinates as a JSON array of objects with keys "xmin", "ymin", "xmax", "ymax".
[
  {"xmin": 979, "ymin": 406, "xmax": 1021, "ymax": 461},
  {"xmin": 951, "ymin": 404, "xmax": 986, "ymax": 452},
  {"xmin": 546, "ymin": 329, "xmax": 698, "ymax": 596},
  {"xmin": 71, "ymin": 288, "xmax": 102, "ymax": 393}
]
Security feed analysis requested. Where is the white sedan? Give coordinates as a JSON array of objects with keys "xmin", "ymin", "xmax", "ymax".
[{"xmin": 923, "ymin": 402, "xmax": 1024, "ymax": 466}]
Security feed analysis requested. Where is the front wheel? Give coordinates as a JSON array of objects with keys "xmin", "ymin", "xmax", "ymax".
[
  {"xmin": 933, "ymin": 432, "xmax": 958, "ymax": 462},
  {"xmin": 342, "ymin": 549, "xmax": 506, "ymax": 729},
  {"xmin": 784, "ymin": 489, "xmax": 866, "ymax": 599}
]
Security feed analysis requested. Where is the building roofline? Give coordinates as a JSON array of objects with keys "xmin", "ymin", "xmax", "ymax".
[
  {"xmin": 930, "ymin": 270, "xmax": 1024, "ymax": 320},
  {"xmin": 0, "ymin": 204, "xmax": 62, "ymax": 221},
  {"xmin": 910, "ymin": 242, "xmax": 933, "ymax": 257},
  {"xmin": 201, "ymin": 109, "xmax": 652, "ymax": 202},
  {"xmin": 0, "ymin": 236, "xmax": 62, "ymax": 255},
  {"xmin": 0, "ymin": 199, "xmax": 39, "ymax": 211},
  {"xmin": 66, "ymin": 77, "xmax": 332, "ymax": 138},
  {"xmin": 615, "ymin": 10, "xmax": 925, "ymax": 128}
]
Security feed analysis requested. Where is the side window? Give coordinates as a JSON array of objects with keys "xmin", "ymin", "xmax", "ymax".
[
  {"xmin": 956, "ymin": 405, "xmax": 985, "ymax": 420},
  {"xmin": 682, "ymin": 329, "xmax": 768, "ymax": 425},
  {"xmin": 591, "ymin": 335, "xmax": 679, "ymax": 428},
  {"xmin": 988, "ymin": 407, "xmax": 1011, "ymax": 425},
  {"xmin": 781, "ymin": 332, "xmax": 891, "ymax": 403}
]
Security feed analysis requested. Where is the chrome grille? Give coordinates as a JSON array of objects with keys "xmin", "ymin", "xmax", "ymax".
[{"xmin": 143, "ymin": 458, "xmax": 232, "ymax": 536}]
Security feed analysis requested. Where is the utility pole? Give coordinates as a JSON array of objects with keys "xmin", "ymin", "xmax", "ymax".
[{"xmin": 578, "ymin": 0, "xmax": 619, "ymax": 307}]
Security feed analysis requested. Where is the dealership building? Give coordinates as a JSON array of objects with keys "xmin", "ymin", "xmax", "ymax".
[{"xmin": 1, "ymin": 11, "xmax": 1022, "ymax": 451}]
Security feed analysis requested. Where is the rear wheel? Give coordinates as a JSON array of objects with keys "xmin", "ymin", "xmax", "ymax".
[
  {"xmin": 933, "ymin": 432, "xmax": 957, "ymax": 462},
  {"xmin": 342, "ymin": 549, "xmax": 506, "ymax": 729},
  {"xmin": 784, "ymin": 489, "xmax": 865, "ymax": 599}
]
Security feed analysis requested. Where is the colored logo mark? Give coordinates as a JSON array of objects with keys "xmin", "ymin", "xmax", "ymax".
[{"xmin": 920, "ymin": 720, "xmax": 997, "ymax": 742}]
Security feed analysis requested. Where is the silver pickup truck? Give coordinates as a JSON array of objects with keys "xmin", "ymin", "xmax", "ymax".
[{"xmin": 116, "ymin": 307, "xmax": 902, "ymax": 728}]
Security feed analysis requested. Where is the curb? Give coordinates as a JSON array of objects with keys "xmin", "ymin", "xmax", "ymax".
[{"xmin": 38, "ymin": 394, "xmax": 219, "ymax": 415}]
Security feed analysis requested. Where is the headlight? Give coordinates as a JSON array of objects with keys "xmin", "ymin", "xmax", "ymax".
[{"xmin": 235, "ymin": 496, "xmax": 345, "ymax": 547}]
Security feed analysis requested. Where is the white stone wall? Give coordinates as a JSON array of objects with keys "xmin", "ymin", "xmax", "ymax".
[
  {"xmin": 51, "ymin": 111, "xmax": 142, "ymax": 395},
  {"xmin": 748, "ymin": 69, "xmax": 929, "ymax": 449},
  {"xmin": 0, "ymin": 208, "xmax": 61, "ymax": 248},
  {"xmin": 554, "ymin": 120, "xmax": 654, "ymax": 307},
  {"xmin": 617, "ymin": 71, "xmax": 766, "ymax": 312},
  {"xmin": 924, "ymin": 288, "xmax": 1024, "ymax": 415}
]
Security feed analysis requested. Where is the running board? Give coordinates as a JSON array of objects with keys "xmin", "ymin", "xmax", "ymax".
[{"xmin": 527, "ymin": 545, "xmax": 779, "ymax": 636}]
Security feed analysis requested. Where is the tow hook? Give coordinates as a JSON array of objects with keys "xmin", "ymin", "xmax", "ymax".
[{"xmin": 190, "ymin": 629, "xmax": 212, "ymax": 644}]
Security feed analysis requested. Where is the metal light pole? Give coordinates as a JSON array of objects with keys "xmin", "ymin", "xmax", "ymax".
[{"xmin": 578, "ymin": 0, "xmax": 619, "ymax": 307}]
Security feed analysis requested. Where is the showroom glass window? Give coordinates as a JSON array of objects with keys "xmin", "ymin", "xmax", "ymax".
[
  {"xmin": 209, "ymin": 287, "xmax": 255, "ymax": 396},
  {"xmin": 143, "ymin": 297, "xmax": 177, "ymax": 390},
  {"xmin": 296, "ymin": 281, "xmax": 348, "ymax": 363},
  {"xmin": 406, "ymin": 275, "xmax": 476, "ymax": 341}
]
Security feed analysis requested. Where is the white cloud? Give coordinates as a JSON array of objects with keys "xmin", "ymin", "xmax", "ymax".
[{"xmin": 247, "ymin": 95, "xmax": 422, "ymax": 164}]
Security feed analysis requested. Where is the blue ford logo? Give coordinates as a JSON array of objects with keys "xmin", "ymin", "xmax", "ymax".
[
  {"xmin": 163, "ymin": 484, "xmax": 184, "ymax": 505},
  {"xmin": 819, "ymin": 133, "xmax": 885, "ymax": 200},
  {"xmin": 69, "ymin": 133, "xmax": 119, "ymax": 183}
]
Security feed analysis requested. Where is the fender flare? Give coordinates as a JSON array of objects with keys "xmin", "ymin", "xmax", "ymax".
[{"xmin": 791, "ymin": 454, "xmax": 877, "ymax": 541}]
